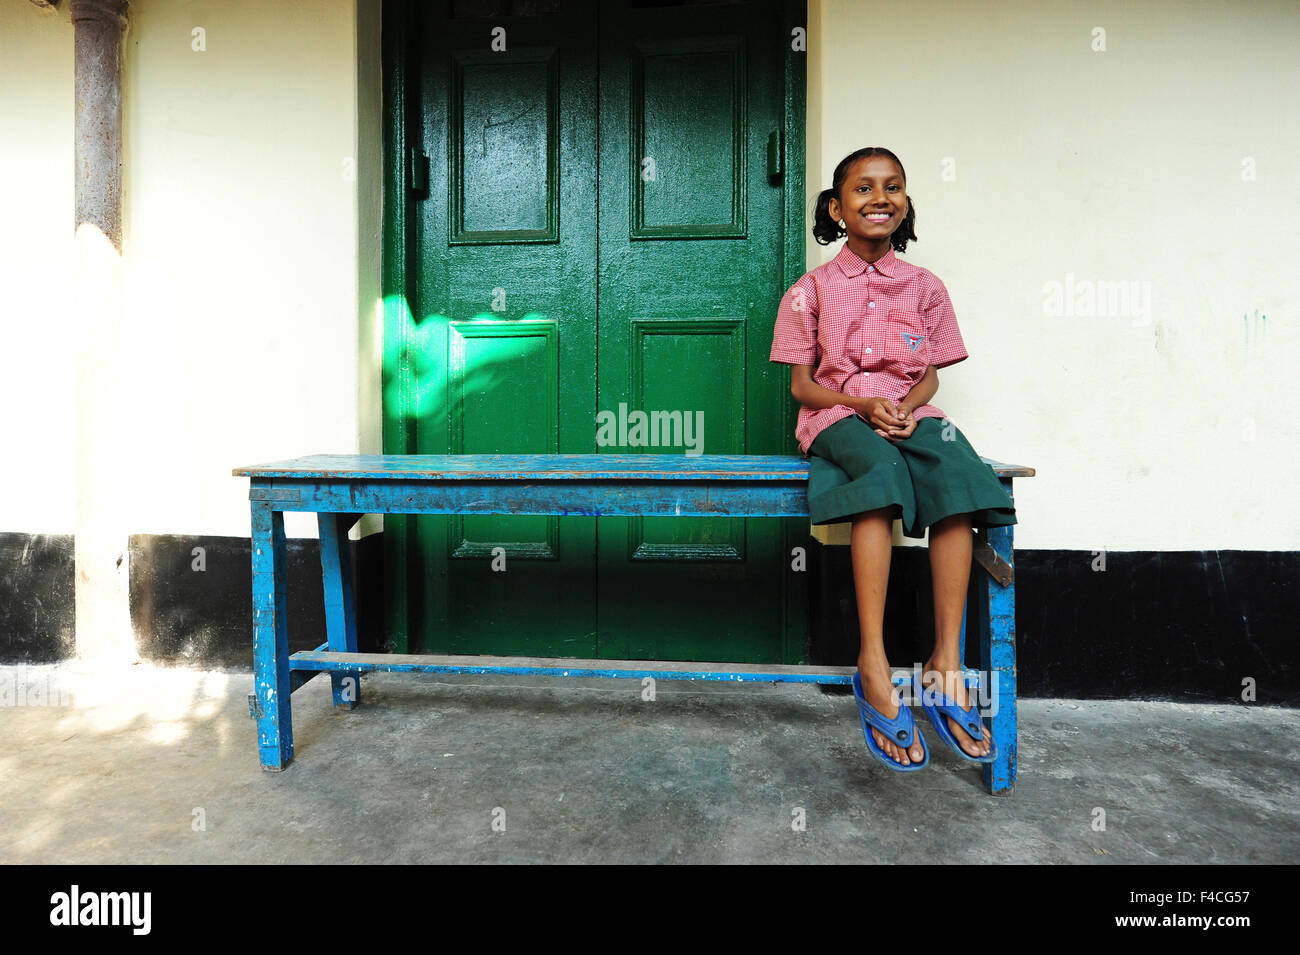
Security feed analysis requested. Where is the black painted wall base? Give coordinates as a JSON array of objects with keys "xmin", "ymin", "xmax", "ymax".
[
  {"xmin": 0, "ymin": 533, "xmax": 76, "ymax": 663},
  {"xmin": 1, "ymin": 529, "xmax": 1295, "ymax": 705},
  {"xmin": 807, "ymin": 541, "xmax": 1298, "ymax": 706},
  {"xmin": 125, "ymin": 533, "xmax": 389, "ymax": 669},
  {"xmin": 0, "ymin": 531, "xmax": 387, "ymax": 670}
]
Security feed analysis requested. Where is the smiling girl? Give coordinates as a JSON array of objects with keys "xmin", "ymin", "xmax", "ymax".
[{"xmin": 769, "ymin": 147, "xmax": 1017, "ymax": 773}]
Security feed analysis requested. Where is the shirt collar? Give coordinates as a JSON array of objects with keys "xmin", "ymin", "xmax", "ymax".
[{"xmin": 834, "ymin": 243, "xmax": 897, "ymax": 279}]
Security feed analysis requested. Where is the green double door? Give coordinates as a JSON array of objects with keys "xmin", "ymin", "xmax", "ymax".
[{"xmin": 388, "ymin": 0, "xmax": 804, "ymax": 662}]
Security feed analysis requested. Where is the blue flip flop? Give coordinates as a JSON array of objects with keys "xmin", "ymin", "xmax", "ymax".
[
  {"xmin": 851, "ymin": 672, "xmax": 928, "ymax": 772},
  {"xmin": 912, "ymin": 671, "xmax": 998, "ymax": 764}
]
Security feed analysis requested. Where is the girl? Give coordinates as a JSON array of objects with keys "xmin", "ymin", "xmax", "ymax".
[{"xmin": 769, "ymin": 147, "xmax": 1017, "ymax": 772}]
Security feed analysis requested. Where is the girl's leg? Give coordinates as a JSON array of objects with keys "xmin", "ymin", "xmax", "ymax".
[
  {"xmin": 923, "ymin": 513, "xmax": 992, "ymax": 756},
  {"xmin": 852, "ymin": 505, "xmax": 925, "ymax": 766}
]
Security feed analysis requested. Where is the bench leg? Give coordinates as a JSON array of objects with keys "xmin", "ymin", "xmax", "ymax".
[
  {"xmin": 319, "ymin": 512, "xmax": 362, "ymax": 709},
  {"xmin": 252, "ymin": 502, "xmax": 293, "ymax": 771},
  {"xmin": 980, "ymin": 479, "xmax": 1018, "ymax": 795}
]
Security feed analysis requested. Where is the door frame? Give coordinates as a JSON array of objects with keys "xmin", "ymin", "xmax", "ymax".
[{"xmin": 378, "ymin": 0, "xmax": 807, "ymax": 656}]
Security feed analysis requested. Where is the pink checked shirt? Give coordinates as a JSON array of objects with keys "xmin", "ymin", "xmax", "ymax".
[{"xmin": 769, "ymin": 244, "xmax": 968, "ymax": 455}]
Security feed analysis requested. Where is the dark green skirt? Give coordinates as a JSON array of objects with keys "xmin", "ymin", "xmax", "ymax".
[{"xmin": 807, "ymin": 415, "xmax": 1017, "ymax": 539}]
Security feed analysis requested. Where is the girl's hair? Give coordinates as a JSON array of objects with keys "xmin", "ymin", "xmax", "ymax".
[{"xmin": 812, "ymin": 146, "xmax": 918, "ymax": 252}]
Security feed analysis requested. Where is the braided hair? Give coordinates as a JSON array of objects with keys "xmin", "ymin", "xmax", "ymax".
[{"xmin": 812, "ymin": 146, "xmax": 918, "ymax": 252}]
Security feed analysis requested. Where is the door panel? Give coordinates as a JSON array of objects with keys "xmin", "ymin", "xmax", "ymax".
[
  {"xmin": 449, "ymin": 48, "xmax": 559, "ymax": 242},
  {"xmin": 448, "ymin": 320, "xmax": 559, "ymax": 562},
  {"xmin": 595, "ymin": 0, "xmax": 788, "ymax": 663},
  {"xmin": 629, "ymin": 317, "xmax": 745, "ymax": 562},
  {"xmin": 630, "ymin": 34, "xmax": 746, "ymax": 238},
  {"xmin": 411, "ymin": 0, "xmax": 599, "ymax": 656}
]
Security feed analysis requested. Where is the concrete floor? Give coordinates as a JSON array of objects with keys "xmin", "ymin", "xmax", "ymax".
[{"xmin": 1, "ymin": 662, "xmax": 1296, "ymax": 864}]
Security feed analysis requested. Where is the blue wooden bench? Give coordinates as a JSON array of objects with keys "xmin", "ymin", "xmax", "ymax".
[{"xmin": 233, "ymin": 453, "xmax": 1033, "ymax": 794}]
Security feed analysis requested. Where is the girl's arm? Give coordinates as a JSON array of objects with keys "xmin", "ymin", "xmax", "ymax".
[
  {"xmin": 789, "ymin": 364, "xmax": 857, "ymax": 411},
  {"xmin": 896, "ymin": 366, "xmax": 938, "ymax": 418}
]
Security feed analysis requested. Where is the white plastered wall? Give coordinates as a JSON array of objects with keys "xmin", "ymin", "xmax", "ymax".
[
  {"xmin": 0, "ymin": 2, "xmax": 77, "ymax": 534},
  {"xmin": 0, "ymin": 0, "xmax": 382, "ymax": 546},
  {"xmin": 806, "ymin": 0, "xmax": 1300, "ymax": 550},
  {"xmin": 115, "ymin": 0, "xmax": 377, "ymax": 540}
]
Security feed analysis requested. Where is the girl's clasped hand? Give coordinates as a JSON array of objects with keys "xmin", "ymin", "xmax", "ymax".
[{"xmin": 859, "ymin": 396, "xmax": 915, "ymax": 441}]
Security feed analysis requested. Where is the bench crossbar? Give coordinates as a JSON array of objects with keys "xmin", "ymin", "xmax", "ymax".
[{"xmin": 289, "ymin": 649, "xmax": 988, "ymax": 687}]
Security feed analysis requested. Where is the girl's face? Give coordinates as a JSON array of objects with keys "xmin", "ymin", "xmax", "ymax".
[{"xmin": 829, "ymin": 155, "xmax": 907, "ymax": 244}]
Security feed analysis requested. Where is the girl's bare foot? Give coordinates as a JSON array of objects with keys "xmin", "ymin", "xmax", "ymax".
[
  {"xmin": 920, "ymin": 660, "xmax": 992, "ymax": 758},
  {"xmin": 857, "ymin": 665, "xmax": 926, "ymax": 766}
]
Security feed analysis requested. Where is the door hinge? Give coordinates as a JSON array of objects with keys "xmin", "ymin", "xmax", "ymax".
[
  {"xmin": 409, "ymin": 148, "xmax": 429, "ymax": 196},
  {"xmin": 767, "ymin": 130, "xmax": 783, "ymax": 183}
]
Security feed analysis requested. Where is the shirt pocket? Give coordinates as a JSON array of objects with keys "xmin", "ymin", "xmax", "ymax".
[{"xmin": 884, "ymin": 308, "xmax": 930, "ymax": 374}]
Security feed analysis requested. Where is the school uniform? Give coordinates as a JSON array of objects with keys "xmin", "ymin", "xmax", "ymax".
[{"xmin": 769, "ymin": 243, "xmax": 1016, "ymax": 539}]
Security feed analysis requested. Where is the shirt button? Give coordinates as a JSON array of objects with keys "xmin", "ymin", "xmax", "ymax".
[
  {"xmin": 868, "ymin": 266, "xmax": 875, "ymax": 272},
  {"xmin": 868, "ymin": 301, "xmax": 875, "ymax": 308},
  {"xmin": 865, "ymin": 347, "xmax": 872, "ymax": 354}
]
